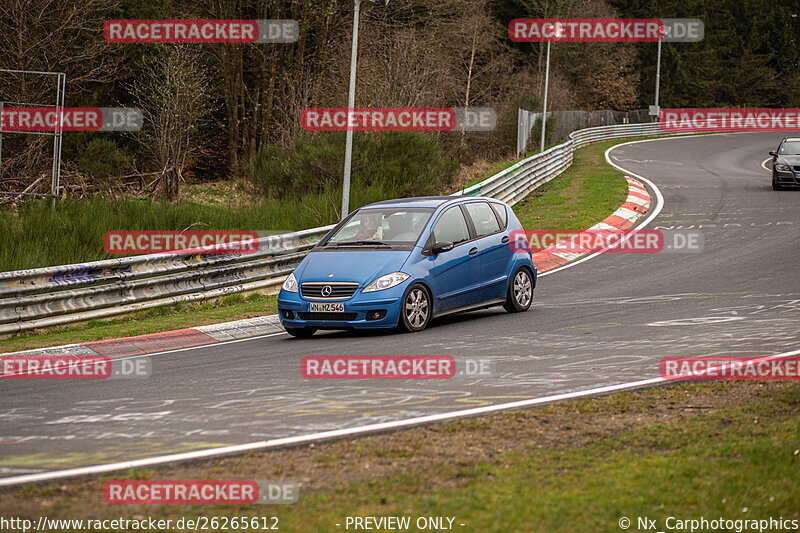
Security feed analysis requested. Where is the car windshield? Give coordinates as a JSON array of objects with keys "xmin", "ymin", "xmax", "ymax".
[
  {"xmin": 323, "ymin": 207, "xmax": 434, "ymax": 247},
  {"xmin": 779, "ymin": 141, "xmax": 800, "ymax": 155}
]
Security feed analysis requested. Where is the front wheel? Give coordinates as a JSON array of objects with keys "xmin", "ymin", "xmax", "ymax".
[
  {"xmin": 285, "ymin": 327, "xmax": 317, "ymax": 338},
  {"xmin": 504, "ymin": 267, "xmax": 533, "ymax": 313},
  {"xmin": 399, "ymin": 283, "xmax": 431, "ymax": 332},
  {"xmin": 772, "ymin": 174, "xmax": 783, "ymax": 191}
]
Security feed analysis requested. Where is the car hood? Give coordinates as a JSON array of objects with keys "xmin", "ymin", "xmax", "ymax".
[
  {"xmin": 296, "ymin": 249, "xmax": 412, "ymax": 285},
  {"xmin": 778, "ymin": 155, "xmax": 800, "ymax": 166}
]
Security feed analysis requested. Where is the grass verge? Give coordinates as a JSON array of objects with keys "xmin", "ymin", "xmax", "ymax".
[
  {"xmin": 0, "ymin": 138, "xmax": 632, "ymax": 353},
  {"xmin": 512, "ymin": 139, "xmax": 630, "ymax": 230},
  {"xmin": 3, "ymin": 381, "xmax": 798, "ymax": 531}
]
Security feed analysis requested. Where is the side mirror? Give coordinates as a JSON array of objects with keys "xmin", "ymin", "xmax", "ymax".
[
  {"xmin": 769, "ymin": 151, "xmax": 777, "ymax": 157},
  {"xmin": 431, "ymin": 241, "xmax": 454, "ymax": 254}
]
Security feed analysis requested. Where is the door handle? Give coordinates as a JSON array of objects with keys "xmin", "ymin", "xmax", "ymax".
[
  {"xmin": 469, "ymin": 247, "xmax": 478, "ymax": 256},
  {"xmin": 501, "ymin": 235, "xmax": 509, "ymax": 244}
]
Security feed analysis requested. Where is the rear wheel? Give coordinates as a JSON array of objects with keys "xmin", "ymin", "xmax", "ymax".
[
  {"xmin": 399, "ymin": 283, "xmax": 431, "ymax": 332},
  {"xmin": 285, "ymin": 327, "xmax": 317, "ymax": 338},
  {"xmin": 504, "ymin": 267, "xmax": 533, "ymax": 313}
]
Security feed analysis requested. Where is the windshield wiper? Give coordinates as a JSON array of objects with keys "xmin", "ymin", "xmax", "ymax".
[{"xmin": 328, "ymin": 240, "xmax": 392, "ymax": 247}]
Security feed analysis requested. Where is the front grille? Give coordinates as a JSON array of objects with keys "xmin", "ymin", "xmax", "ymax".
[
  {"xmin": 793, "ymin": 165, "xmax": 800, "ymax": 172},
  {"xmin": 297, "ymin": 312, "xmax": 358, "ymax": 321},
  {"xmin": 301, "ymin": 282, "xmax": 359, "ymax": 300}
]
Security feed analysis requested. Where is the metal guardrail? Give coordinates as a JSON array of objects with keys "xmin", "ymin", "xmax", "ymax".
[
  {"xmin": 458, "ymin": 122, "xmax": 666, "ymax": 202},
  {"xmin": 0, "ymin": 226, "xmax": 334, "ymax": 335},
  {"xmin": 0, "ymin": 121, "xmax": 670, "ymax": 335}
]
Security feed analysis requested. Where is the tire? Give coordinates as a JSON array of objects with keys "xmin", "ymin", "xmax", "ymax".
[
  {"xmin": 285, "ymin": 327, "xmax": 317, "ymax": 338},
  {"xmin": 504, "ymin": 267, "xmax": 533, "ymax": 313},
  {"xmin": 398, "ymin": 283, "xmax": 432, "ymax": 332}
]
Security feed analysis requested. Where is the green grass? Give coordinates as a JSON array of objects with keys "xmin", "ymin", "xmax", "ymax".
[
  {"xmin": 2, "ymin": 132, "xmax": 460, "ymax": 273},
  {"xmin": 511, "ymin": 139, "xmax": 631, "ymax": 230},
  {"xmin": 0, "ymin": 187, "xmax": 392, "ymax": 272},
  {"xmin": 0, "ymin": 140, "xmax": 629, "ymax": 272},
  {"xmin": 6, "ymin": 382, "xmax": 799, "ymax": 531},
  {"xmin": 0, "ymin": 138, "xmax": 634, "ymax": 351},
  {"xmin": 265, "ymin": 383, "xmax": 799, "ymax": 532}
]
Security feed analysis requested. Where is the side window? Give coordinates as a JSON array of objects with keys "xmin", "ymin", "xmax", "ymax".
[
  {"xmin": 465, "ymin": 202, "xmax": 501, "ymax": 238},
  {"xmin": 489, "ymin": 203, "xmax": 507, "ymax": 229},
  {"xmin": 432, "ymin": 206, "xmax": 470, "ymax": 245}
]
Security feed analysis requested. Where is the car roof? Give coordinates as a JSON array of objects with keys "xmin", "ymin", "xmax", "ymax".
[
  {"xmin": 783, "ymin": 138, "xmax": 800, "ymax": 142},
  {"xmin": 360, "ymin": 196, "xmax": 503, "ymax": 210},
  {"xmin": 361, "ymin": 196, "xmax": 455, "ymax": 209}
]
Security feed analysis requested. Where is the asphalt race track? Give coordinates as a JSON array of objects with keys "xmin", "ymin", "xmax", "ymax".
[{"xmin": 2, "ymin": 132, "xmax": 799, "ymax": 482}]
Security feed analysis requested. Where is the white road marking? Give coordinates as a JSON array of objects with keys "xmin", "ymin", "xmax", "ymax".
[
  {"xmin": 762, "ymin": 158, "xmax": 772, "ymax": 172},
  {"xmin": 2, "ymin": 346, "xmax": 798, "ymax": 488},
  {"xmin": 0, "ymin": 132, "xmax": 760, "ymax": 488},
  {"xmin": 1, "ymin": 332, "xmax": 288, "ymax": 376},
  {"xmin": 648, "ymin": 316, "xmax": 746, "ymax": 327},
  {"xmin": 541, "ymin": 137, "xmax": 668, "ymax": 277}
]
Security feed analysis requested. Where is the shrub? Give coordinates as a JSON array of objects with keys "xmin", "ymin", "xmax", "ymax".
[
  {"xmin": 247, "ymin": 131, "xmax": 458, "ymax": 199},
  {"xmin": 77, "ymin": 138, "xmax": 130, "ymax": 179}
]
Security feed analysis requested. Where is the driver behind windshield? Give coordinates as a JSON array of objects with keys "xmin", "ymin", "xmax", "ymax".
[{"xmin": 354, "ymin": 213, "xmax": 384, "ymax": 241}]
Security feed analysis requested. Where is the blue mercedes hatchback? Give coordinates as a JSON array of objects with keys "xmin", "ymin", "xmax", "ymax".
[{"xmin": 278, "ymin": 196, "xmax": 535, "ymax": 337}]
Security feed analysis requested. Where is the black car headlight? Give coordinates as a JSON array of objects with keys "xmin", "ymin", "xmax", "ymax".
[{"xmin": 775, "ymin": 163, "xmax": 792, "ymax": 172}]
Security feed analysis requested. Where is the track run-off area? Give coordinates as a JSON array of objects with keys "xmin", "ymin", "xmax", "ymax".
[{"xmin": 1, "ymin": 132, "xmax": 799, "ymax": 487}]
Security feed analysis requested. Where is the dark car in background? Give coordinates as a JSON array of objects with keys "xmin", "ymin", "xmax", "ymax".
[{"xmin": 770, "ymin": 138, "xmax": 800, "ymax": 190}]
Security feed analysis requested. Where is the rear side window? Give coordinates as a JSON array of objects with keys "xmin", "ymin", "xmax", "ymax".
[
  {"xmin": 465, "ymin": 202, "xmax": 501, "ymax": 237},
  {"xmin": 489, "ymin": 203, "xmax": 507, "ymax": 229},
  {"xmin": 432, "ymin": 206, "xmax": 470, "ymax": 245}
]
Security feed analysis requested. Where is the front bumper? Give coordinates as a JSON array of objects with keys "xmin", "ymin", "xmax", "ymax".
[
  {"xmin": 278, "ymin": 283, "xmax": 409, "ymax": 330},
  {"xmin": 774, "ymin": 169, "xmax": 800, "ymax": 187}
]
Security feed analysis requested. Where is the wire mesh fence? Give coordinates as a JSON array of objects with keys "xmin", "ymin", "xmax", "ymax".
[{"xmin": 517, "ymin": 107, "xmax": 653, "ymax": 156}]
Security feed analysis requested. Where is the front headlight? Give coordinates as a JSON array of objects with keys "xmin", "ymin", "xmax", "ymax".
[
  {"xmin": 282, "ymin": 272, "xmax": 299, "ymax": 293},
  {"xmin": 362, "ymin": 272, "xmax": 410, "ymax": 293},
  {"xmin": 775, "ymin": 163, "xmax": 792, "ymax": 172}
]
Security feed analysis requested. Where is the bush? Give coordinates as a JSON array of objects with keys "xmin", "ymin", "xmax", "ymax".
[
  {"xmin": 0, "ymin": 133, "xmax": 459, "ymax": 271},
  {"xmin": 77, "ymin": 138, "xmax": 130, "ymax": 179},
  {"xmin": 495, "ymin": 95, "xmax": 542, "ymax": 156},
  {"xmin": 247, "ymin": 131, "xmax": 458, "ymax": 199}
]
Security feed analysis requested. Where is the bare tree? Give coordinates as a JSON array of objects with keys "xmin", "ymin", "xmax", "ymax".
[
  {"xmin": 0, "ymin": 0, "xmax": 122, "ymax": 190},
  {"xmin": 129, "ymin": 47, "xmax": 214, "ymax": 201}
]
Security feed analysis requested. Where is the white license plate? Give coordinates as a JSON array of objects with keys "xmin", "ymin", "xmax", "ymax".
[{"xmin": 308, "ymin": 302, "xmax": 345, "ymax": 313}]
